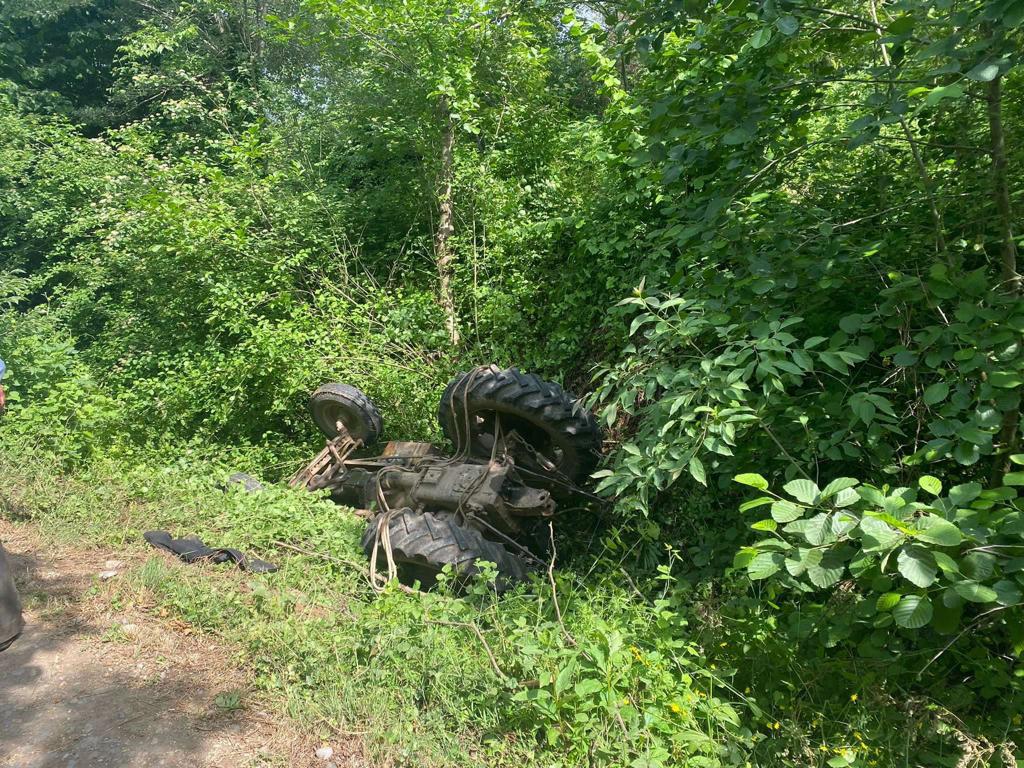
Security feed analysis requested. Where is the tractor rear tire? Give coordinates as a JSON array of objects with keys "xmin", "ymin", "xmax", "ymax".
[
  {"xmin": 360, "ymin": 509, "xmax": 528, "ymax": 592},
  {"xmin": 310, "ymin": 383, "xmax": 383, "ymax": 445},
  {"xmin": 437, "ymin": 366, "xmax": 602, "ymax": 487}
]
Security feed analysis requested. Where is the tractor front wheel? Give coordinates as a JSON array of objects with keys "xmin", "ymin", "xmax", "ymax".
[{"xmin": 310, "ymin": 382, "xmax": 383, "ymax": 445}]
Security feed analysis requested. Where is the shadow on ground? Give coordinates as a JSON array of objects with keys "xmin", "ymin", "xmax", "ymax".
[{"xmin": 0, "ymin": 537, "xmax": 295, "ymax": 768}]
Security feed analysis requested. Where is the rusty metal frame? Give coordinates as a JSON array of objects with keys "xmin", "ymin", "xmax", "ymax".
[{"xmin": 288, "ymin": 426, "xmax": 362, "ymax": 492}]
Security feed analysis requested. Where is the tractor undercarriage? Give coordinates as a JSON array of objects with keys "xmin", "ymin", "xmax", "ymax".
[{"xmin": 241, "ymin": 365, "xmax": 604, "ymax": 591}]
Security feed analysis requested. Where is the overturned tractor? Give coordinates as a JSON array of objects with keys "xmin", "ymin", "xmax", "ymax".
[{"xmin": 277, "ymin": 365, "xmax": 604, "ymax": 590}]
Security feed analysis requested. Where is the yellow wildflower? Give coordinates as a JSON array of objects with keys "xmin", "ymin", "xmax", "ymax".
[
  {"xmin": 850, "ymin": 693, "xmax": 859, "ymax": 702},
  {"xmin": 670, "ymin": 703, "xmax": 682, "ymax": 714}
]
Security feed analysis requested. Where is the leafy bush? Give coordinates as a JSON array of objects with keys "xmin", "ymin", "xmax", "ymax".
[
  {"xmin": 0, "ymin": 299, "xmax": 121, "ymax": 464},
  {"xmin": 730, "ymin": 466, "xmax": 1024, "ymax": 737},
  {"xmin": 734, "ymin": 468, "xmax": 1024, "ymax": 638},
  {"xmin": 592, "ymin": 269, "xmax": 1023, "ymax": 516}
]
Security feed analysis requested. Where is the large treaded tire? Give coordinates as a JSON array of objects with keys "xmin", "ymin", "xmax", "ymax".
[
  {"xmin": 437, "ymin": 365, "xmax": 602, "ymax": 486},
  {"xmin": 360, "ymin": 509, "xmax": 528, "ymax": 592},
  {"xmin": 310, "ymin": 383, "xmax": 383, "ymax": 445}
]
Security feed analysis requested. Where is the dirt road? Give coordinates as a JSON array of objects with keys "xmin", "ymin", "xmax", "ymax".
[{"xmin": 0, "ymin": 522, "xmax": 350, "ymax": 768}]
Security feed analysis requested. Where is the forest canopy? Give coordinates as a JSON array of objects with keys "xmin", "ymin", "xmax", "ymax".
[{"xmin": 0, "ymin": 0, "xmax": 1022, "ymax": 765}]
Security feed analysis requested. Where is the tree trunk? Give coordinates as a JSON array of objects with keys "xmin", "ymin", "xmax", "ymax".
[
  {"xmin": 986, "ymin": 72, "xmax": 1021, "ymax": 481},
  {"xmin": 987, "ymin": 75, "xmax": 1020, "ymax": 293},
  {"xmin": 435, "ymin": 97, "xmax": 460, "ymax": 347}
]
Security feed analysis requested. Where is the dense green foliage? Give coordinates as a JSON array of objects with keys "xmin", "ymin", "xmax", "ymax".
[{"xmin": 1, "ymin": 0, "xmax": 1023, "ymax": 765}]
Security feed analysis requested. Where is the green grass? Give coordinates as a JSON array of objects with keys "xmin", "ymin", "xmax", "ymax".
[{"xmin": 0, "ymin": 444, "xmax": 1016, "ymax": 767}]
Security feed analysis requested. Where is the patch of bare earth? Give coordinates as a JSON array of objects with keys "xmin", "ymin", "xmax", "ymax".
[{"xmin": 0, "ymin": 521, "xmax": 364, "ymax": 768}]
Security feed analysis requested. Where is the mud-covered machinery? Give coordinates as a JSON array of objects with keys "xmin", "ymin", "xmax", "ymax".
[{"xmin": 281, "ymin": 366, "xmax": 604, "ymax": 590}]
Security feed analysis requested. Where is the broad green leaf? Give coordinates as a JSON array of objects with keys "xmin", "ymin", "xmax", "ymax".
[
  {"xmin": 857, "ymin": 486, "xmax": 887, "ymax": 507},
  {"xmin": 832, "ymin": 487, "xmax": 859, "ymax": 507},
  {"xmin": 887, "ymin": 15, "xmax": 914, "ymax": 34},
  {"xmin": 962, "ymin": 552, "xmax": 996, "ymax": 581},
  {"xmin": 931, "ymin": 600, "xmax": 964, "ymax": 635},
  {"xmin": 723, "ymin": 127, "xmax": 753, "ymax": 145},
  {"xmin": 960, "ymin": 426, "xmax": 993, "ymax": 446},
  {"xmin": 953, "ymin": 442, "xmax": 981, "ymax": 465},
  {"xmin": 734, "ymin": 547, "xmax": 758, "ymax": 569},
  {"xmin": 747, "ymin": 552, "xmax": 783, "ymax": 580},
  {"xmin": 915, "ymin": 516, "xmax": 962, "ymax": 547},
  {"xmin": 771, "ymin": 500, "xmax": 804, "ymax": 523},
  {"xmin": 629, "ymin": 313, "xmax": 655, "ymax": 336},
  {"xmin": 688, "ymin": 456, "xmax": 706, "ymax": 486},
  {"xmin": 808, "ymin": 551, "xmax": 845, "ymax": 588},
  {"xmin": 575, "ymin": 679, "xmax": 603, "ymax": 697},
  {"xmin": 918, "ymin": 475, "xmax": 942, "ymax": 496},
  {"xmin": 803, "ymin": 513, "xmax": 834, "ymax": 546},
  {"xmin": 819, "ymin": 351, "xmax": 848, "ymax": 373},
  {"xmin": 821, "ymin": 477, "xmax": 859, "ymax": 499},
  {"xmin": 749, "ymin": 27, "xmax": 773, "ymax": 49},
  {"xmin": 898, "ymin": 546, "xmax": 938, "ymax": 588},
  {"xmin": 832, "ymin": 511, "xmax": 858, "ymax": 536},
  {"xmin": 1004, "ymin": 472, "xmax": 1024, "ymax": 486},
  {"xmin": 948, "ymin": 482, "xmax": 982, "ymax": 506},
  {"xmin": 838, "ymin": 314, "xmax": 862, "ymax": 333},
  {"xmin": 990, "ymin": 371, "xmax": 1022, "ymax": 388},
  {"xmin": 893, "ymin": 350, "xmax": 917, "ymax": 367},
  {"xmin": 925, "ymin": 84, "xmax": 964, "ymax": 106},
  {"xmin": 827, "ymin": 753, "xmax": 856, "ymax": 768},
  {"xmin": 994, "ymin": 580, "xmax": 1023, "ymax": 605},
  {"xmin": 922, "ymin": 382, "xmax": 949, "ymax": 406},
  {"xmin": 783, "ymin": 478, "xmax": 819, "ymax": 504},
  {"xmin": 933, "ymin": 551, "xmax": 961, "ymax": 574},
  {"xmin": 786, "ymin": 547, "xmax": 822, "ymax": 576},
  {"xmin": 554, "ymin": 662, "xmax": 576, "ymax": 696},
  {"xmin": 735, "ymin": 473, "xmax": 768, "ymax": 490},
  {"xmin": 876, "ymin": 592, "xmax": 902, "ymax": 611},
  {"xmin": 893, "ymin": 595, "xmax": 933, "ymax": 628},
  {"xmin": 739, "ymin": 496, "xmax": 774, "ymax": 512},
  {"xmin": 966, "ymin": 61, "xmax": 1000, "ymax": 82},
  {"xmin": 751, "ymin": 518, "xmax": 777, "ymax": 532},
  {"xmin": 860, "ymin": 516, "xmax": 903, "ymax": 552},
  {"xmin": 776, "ymin": 15, "xmax": 799, "ymax": 35},
  {"xmin": 953, "ymin": 581, "xmax": 998, "ymax": 604}
]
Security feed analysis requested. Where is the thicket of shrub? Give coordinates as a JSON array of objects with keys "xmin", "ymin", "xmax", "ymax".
[{"xmin": 1, "ymin": 0, "xmax": 1022, "ymax": 765}]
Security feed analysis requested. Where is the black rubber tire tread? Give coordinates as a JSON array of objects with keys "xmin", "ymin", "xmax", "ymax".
[
  {"xmin": 437, "ymin": 365, "xmax": 602, "ymax": 484},
  {"xmin": 360, "ymin": 509, "xmax": 528, "ymax": 591},
  {"xmin": 310, "ymin": 382, "xmax": 383, "ymax": 445}
]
